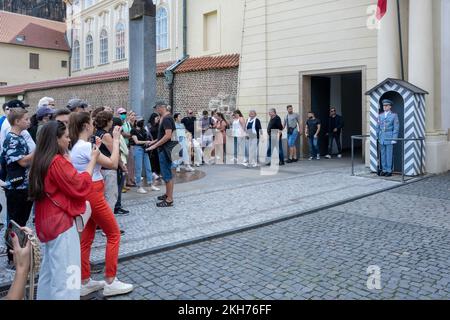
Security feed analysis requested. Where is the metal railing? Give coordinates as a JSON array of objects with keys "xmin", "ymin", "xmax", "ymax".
[{"xmin": 351, "ymin": 135, "xmax": 425, "ymax": 183}]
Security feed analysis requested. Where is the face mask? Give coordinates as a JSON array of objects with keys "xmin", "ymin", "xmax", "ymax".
[{"xmin": 120, "ymin": 114, "xmax": 127, "ymax": 121}]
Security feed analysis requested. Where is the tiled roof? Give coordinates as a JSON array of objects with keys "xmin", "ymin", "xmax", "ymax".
[
  {"xmin": 0, "ymin": 10, "xmax": 69, "ymax": 51},
  {"xmin": 0, "ymin": 54, "xmax": 240, "ymax": 96},
  {"xmin": 175, "ymin": 54, "xmax": 240, "ymax": 73}
]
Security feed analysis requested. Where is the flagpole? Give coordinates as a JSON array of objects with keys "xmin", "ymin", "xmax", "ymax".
[{"xmin": 396, "ymin": 0, "xmax": 405, "ymax": 80}]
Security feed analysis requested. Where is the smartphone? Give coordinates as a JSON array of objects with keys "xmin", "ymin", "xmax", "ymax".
[
  {"xmin": 5, "ymin": 220, "xmax": 28, "ymax": 248},
  {"xmin": 90, "ymin": 135, "xmax": 96, "ymax": 147}
]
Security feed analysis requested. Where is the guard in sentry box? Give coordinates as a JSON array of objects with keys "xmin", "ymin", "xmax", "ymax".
[{"xmin": 376, "ymin": 99, "xmax": 400, "ymax": 177}]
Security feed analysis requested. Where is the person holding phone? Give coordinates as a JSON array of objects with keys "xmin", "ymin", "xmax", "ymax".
[
  {"xmin": 4, "ymin": 226, "xmax": 32, "ymax": 300},
  {"xmin": 1, "ymin": 108, "xmax": 34, "ymax": 269},
  {"xmin": 28, "ymin": 121, "xmax": 97, "ymax": 300},
  {"xmin": 69, "ymin": 112, "xmax": 134, "ymax": 297}
]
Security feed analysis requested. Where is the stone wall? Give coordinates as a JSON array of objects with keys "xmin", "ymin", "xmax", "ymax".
[{"xmin": 23, "ymin": 67, "xmax": 238, "ymax": 118}]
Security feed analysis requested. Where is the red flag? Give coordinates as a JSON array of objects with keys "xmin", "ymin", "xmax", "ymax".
[{"xmin": 376, "ymin": 0, "xmax": 387, "ymax": 20}]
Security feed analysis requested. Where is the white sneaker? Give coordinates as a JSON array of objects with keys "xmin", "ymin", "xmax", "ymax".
[
  {"xmin": 176, "ymin": 167, "xmax": 181, "ymax": 173},
  {"xmin": 80, "ymin": 278, "xmax": 105, "ymax": 297},
  {"xmin": 316, "ymin": 156, "xmax": 320, "ymax": 160},
  {"xmin": 102, "ymin": 278, "xmax": 134, "ymax": 297},
  {"xmin": 325, "ymin": 154, "xmax": 331, "ymax": 159},
  {"xmin": 337, "ymin": 154, "xmax": 342, "ymax": 158},
  {"xmin": 185, "ymin": 165, "xmax": 195, "ymax": 172},
  {"xmin": 149, "ymin": 185, "xmax": 160, "ymax": 191},
  {"xmin": 137, "ymin": 187, "xmax": 148, "ymax": 194},
  {"xmin": 308, "ymin": 157, "xmax": 313, "ymax": 161},
  {"xmin": 251, "ymin": 163, "xmax": 258, "ymax": 168},
  {"xmin": 195, "ymin": 163, "xmax": 201, "ymax": 167}
]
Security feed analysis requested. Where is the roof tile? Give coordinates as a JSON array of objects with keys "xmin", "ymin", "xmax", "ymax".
[
  {"xmin": 0, "ymin": 10, "xmax": 69, "ymax": 51},
  {"xmin": 0, "ymin": 54, "xmax": 240, "ymax": 96}
]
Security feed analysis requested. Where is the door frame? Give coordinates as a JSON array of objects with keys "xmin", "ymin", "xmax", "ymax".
[{"xmin": 299, "ymin": 66, "xmax": 367, "ymax": 159}]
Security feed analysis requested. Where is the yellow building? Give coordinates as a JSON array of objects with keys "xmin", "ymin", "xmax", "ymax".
[{"xmin": 0, "ymin": 10, "xmax": 70, "ymax": 87}]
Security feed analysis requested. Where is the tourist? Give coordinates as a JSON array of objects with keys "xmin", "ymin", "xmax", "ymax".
[
  {"xmin": 29, "ymin": 120, "xmax": 97, "ymax": 299},
  {"xmin": 305, "ymin": 111, "xmax": 321, "ymax": 160},
  {"xmin": 284, "ymin": 105, "xmax": 302, "ymax": 163},
  {"xmin": 69, "ymin": 112, "xmax": 134, "ymax": 297},
  {"xmin": 1, "ymin": 108, "xmax": 34, "ymax": 269},
  {"xmin": 244, "ymin": 110, "xmax": 262, "ymax": 167},
  {"xmin": 130, "ymin": 116, "xmax": 160, "ymax": 194},
  {"xmin": 174, "ymin": 113, "xmax": 194, "ymax": 172},
  {"xmin": 266, "ymin": 108, "xmax": 285, "ymax": 166},
  {"xmin": 231, "ymin": 110, "xmax": 246, "ymax": 164},
  {"xmin": 147, "ymin": 102, "xmax": 177, "ymax": 207}
]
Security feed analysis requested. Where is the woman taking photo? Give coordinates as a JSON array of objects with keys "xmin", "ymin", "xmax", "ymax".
[
  {"xmin": 29, "ymin": 120, "xmax": 97, "ymax": 299},
  {"xmin": 69, "ymin": 112, "xmax": 134, "ymax": 297},
  {"xmin": 94, "ymin": 111, "xmax": 118, "ymax": 211}
]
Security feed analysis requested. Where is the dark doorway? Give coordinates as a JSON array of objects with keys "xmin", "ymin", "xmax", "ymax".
[
  {"xmin": 311, "ymin": 77, "xmax": 331, "ymax": 155},
  {"xmin": 378, "ymin": 91, "xmax": 404, "ymax": 173},
  {"xmin": 310, "ymin": 72, "xmax": 362, "ymax": 157}
]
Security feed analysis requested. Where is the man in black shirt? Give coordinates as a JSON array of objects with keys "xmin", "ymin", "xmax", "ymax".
[
  {"xmin": 325, "ymin": 107, "xmax": 344, "ymax": 159},
  {"xmin": 266, "ymin": 108, "xmax": 285, "ymax": 166},
  {"xmin": 147, "ymin": 101, "xmax": 177, "ymax": 207},
  {"xmin": 181, "ymin": 109, "xmax": 196, "ymax": 137},
  {"xmin": 305, "ymin": 111, "xmax": 321, "ymax": 160}
]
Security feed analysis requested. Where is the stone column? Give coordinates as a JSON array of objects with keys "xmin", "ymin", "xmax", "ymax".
[
  {"xmin": 129, "ymin": 0, "xmax": 156, "ymax": 121},
  {"xmin": 377, "ymin": 0, "xmax": 401, "ymax": 81},
  {"xmin": 408, "ymin": 0, "xmax": 449, "ymax": 174},
  {"xmin": 408, "ymin": 0, "xmax": 435, "ymax": 133}
]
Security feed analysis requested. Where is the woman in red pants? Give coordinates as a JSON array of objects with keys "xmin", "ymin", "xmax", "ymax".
[{"xmin": 69, "ymin": 112, "xmax": 134, "ymax": 297}]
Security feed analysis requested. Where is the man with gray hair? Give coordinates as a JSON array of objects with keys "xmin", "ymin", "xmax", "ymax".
[
  {"xmin": 266, "ymin": 108, "xmax": 285, "ymax": 166},
  {"xmin": 67, "ymin": 98, "xmax": 88, "ymax": 113}
]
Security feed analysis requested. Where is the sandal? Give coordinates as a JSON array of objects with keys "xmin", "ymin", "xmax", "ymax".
[
  {"xmin": 157, "ymin": 194, "xmax": 168, "ymax": 201},
  {"xmin": 156, "ymin": 200, "xmax": 173, "ymax": 207}
]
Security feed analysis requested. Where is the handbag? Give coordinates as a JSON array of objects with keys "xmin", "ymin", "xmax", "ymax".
[
  {"xmin": 46, "ymin": 193, "xmax": 91, "ymax": 233},
  {"xmin": 287, "ymin": 127, "xmax": 295, "ymax": 135}
]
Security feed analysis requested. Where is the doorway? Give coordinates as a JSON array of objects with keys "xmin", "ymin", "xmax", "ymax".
[{"xmin": 302, "ymin": 71, "xmax": 363, "ymax": 158}]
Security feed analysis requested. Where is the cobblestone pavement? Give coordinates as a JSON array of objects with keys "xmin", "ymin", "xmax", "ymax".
[
  {"xmin": 0, "ymin": 158, "xmax": 408, "ymax": 285},
  {"xmin": 107, "ymin": 172, "xmax": 450, "ymax": 300}
]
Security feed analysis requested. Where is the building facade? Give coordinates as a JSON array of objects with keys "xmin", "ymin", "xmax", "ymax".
[
  {"xmin": 0, "ymin": 0, "xmax": 66, "ymax": 21},
  {"xmin": 65, "ymin": 0, "xmax": 244, "ymax": 76},
  {"xmin": 0, "ymin": 10, "xmax": 70, "ymax": 88},
  {"xmin": 236, "ymin": 0, "xmax": 449, "ymax": 174}
]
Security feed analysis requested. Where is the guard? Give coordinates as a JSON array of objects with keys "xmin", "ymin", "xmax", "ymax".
[{"xmin": 376, "ymin": 99, "xmax": 399, "ymax": 176}]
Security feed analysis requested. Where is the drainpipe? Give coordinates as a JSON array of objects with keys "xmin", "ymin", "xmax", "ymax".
[
  {"xmin": 163, "ymin": 0, "xmax": 188, "ymax": 114},
  {"xmin": 183, "ymin": 0, "xmax": 187, "ymax": 57}
]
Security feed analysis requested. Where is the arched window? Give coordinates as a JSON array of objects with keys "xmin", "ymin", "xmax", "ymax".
[
  {"xmin": 115, "ymin": 23, "xmax": 126, "ymax": 60},
  {"xmin": 156, "ymin": 7, "xmax": 169, "ymax": 51},
  {"xmin": 85, "ymin": 34, "xmax": 93, "ymax": 67},
  {"xmin": 99, "ymin": 29, "xmax": 108, "ymax": 64},
  {"xmin": 73, "ymin": 40, "xmax": 80, "ymax": 71}
]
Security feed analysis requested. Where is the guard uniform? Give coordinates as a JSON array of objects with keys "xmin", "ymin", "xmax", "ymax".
[{"xmin": 376, "ymin": 100, "xmax": 399, "ymax": 175}]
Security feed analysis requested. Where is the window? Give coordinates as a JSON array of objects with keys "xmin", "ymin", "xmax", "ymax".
[
  {"xmin": 156, "ymin": 7, "xmax": 169, "ymax": 51},
  {"xmin": 85, "ymin": 0, "xmax": 94, "ymax": 9},
  {"xmin": 85, "ymin": 34, "xmax": 94, "ymax": 68},
  {"xmin": 61, "ymin": 60, "xmax": 68, "ymax": 68},
  {"xmin": 29, "ymin": 53, "xmax": 39, "ymax": 69},
  {"xmin": 99, "ymin": 29, "xmax": 108, "ymax": 64},
  {"xmin": 0, "ymin": 82, "xmax": 7, "ymax": 87},
  {"xmin": 203, "ymin": 11, "xmax": 219, "ymax": 52},
  {"xmin": 73, "ymin": 40, "xmax": 80, "ymax": 70},
  {"xmin": 115, "ymin": 23, "xmax": 125, "ymax": 60}
]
